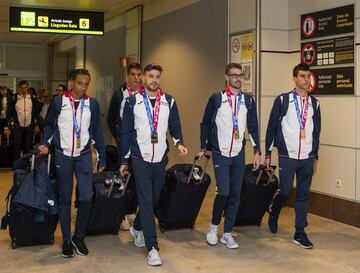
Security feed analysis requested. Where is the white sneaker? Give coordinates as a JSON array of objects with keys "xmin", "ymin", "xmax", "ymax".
[
  {"xmin": 147, "ymin": 247, "xmax": 162, "ymax": 266},
  {"xmin": 120, "ymin": 218, "xmax": 131, "ymax": 231},
  {"xmin": 206, "ymin": 223, "xmax": 218, "ymax": 245},
  {"xmin": 220, "ymin": 232, "xmax": 239, "ymax": 249},
  {"xmin": 129, "ymin": 226, "xmax": 145, "ymax": 248}
]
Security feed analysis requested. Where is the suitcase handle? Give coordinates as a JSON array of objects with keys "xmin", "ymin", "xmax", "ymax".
[
  {"xmin": 187, "ymin": 155, "xmax": 211, "ymax": 185},
  {"xmin": 255, "ymin": 165, "xmax": 276, "ymax": 185},
  {"xmin": 32, "ymin": 132, "xmax": 42, "ymax": 144},
  {"xmin": 107, "ymin": 172, "xmax": 131, "ymax": 198},
  {"xmin": 29, "ymin": 150, "xmax": 51, "ymax": 173}
]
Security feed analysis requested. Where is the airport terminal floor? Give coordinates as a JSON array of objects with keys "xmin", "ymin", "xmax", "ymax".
[{"xmin": 0, "ymin": 169, "xmax": 359, "ymax": 273}]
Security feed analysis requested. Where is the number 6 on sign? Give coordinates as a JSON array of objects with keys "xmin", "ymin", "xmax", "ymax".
[{"xmin": 79, "ymin": 18, "xmax": 90, "ymax": 29}]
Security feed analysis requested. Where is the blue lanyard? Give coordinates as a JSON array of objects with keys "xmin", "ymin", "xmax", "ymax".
[
  {"xmin": 142, "ymin": 91, "xmax": 156, "ymax": 134},
  {"xmin": 233, "ymin": 94, "xmax": 242, "ymax": 129},
  {"xmin": 72, "ymin": 98, "xmax": 85, "ymax": 138},
  {"xmin": 226, "ymin": 91, "xmax": 242, "ymax": 130},
  {"xmin": 292, "ymin": 90, "xmax": 304, "ymax": 130}
]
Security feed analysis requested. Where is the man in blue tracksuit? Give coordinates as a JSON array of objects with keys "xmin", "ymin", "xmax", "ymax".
[
  {"xmin": 198, "ymin": 63, "xmax": 261, "ymax": 249},
  {"xmin": 39, "ymin": 69, "xmax": 106, "ymax": 258},
  {"xmin": 120, "ymin": 63, "xmax": 188, "ymax": 266},
  {"xmin": 107, "ymin": 63, "xmax": 142, "ymax": 230},
  {"xmin": 264, "ymin": 63, "xmax": 321, "ymax": 249}
]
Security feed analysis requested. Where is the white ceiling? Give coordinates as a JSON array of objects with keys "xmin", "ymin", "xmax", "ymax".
[{"xmin": 0, "ymin": 0, "xmax": 144, "ymax": 45}]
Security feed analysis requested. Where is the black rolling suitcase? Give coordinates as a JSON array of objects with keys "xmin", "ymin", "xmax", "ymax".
[
  {"xmin": 85, "ymin": 172, "xmax": 135, "ymax": 235},
  {"xmin": 1, "ymin": 153, "xmax": 58, "ymax": 249},
  {"xmin": 0, "ymin": 134, "xmax": 14, "ymax": 168},
  {"xmin": 157, "ymin": 155, "xmax": 211, "ymax": 232},
  {"xmin": 234, "ymin": 164, "xmax": 279, "ymax": 226}
]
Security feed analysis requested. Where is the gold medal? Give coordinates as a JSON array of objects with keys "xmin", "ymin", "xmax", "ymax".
[
  {"xmin": 300, "ymin": 130, "xmax": 306, "ymax": 139},
  {"xmin": 234, "ymin": 128, "xmax": 240, "ymax": 139},
  {"xmin": 151, "ymin": 133, "xmax": 158, "ymax": 144},
  {"xmin": 76, "ymin": 138, "xmax": 81, "ymax": 148}
]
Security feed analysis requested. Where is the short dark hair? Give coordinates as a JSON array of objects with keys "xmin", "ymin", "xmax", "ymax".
[
  {"xmin": 293, "ymin": 63, "xmax": 310, "ymax": 77},
  {"xmin": 143, "ymin": 63, "xmax": 163, "ymax": 74},
  {"xmin": 58, "ymin": 84, "xmax": 67, "ymax": 91},
  {"xmin": 69, "ymin": 68, "xmax": 90, "ymax": 81},
  {"xmin": 225, "ymin": 63, "xmax": 242, "ymax": 75},
  {"xmin": 127, "ymin": 63, "xmax": 142, "ymax": 74},
  {"xmin": 18, "ymin": 80, "xmax": 29, "ymax": 88},
  {"xmin": 28, "ymin": 87, "xmax": 36, "ymax": 96}
]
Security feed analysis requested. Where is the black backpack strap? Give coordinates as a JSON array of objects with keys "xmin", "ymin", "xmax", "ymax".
[
  {"xmin": 53, "ymin": 95, "xmax": 63, "ymax": 119},
  {"xmin": 164, "ymin": 93, "xmax": 173, "ymax": 111},
  {"xmin": 310, "ymin": 95, "xmax": 319, "ymax": 111},
  {"xmin": 280, "ymin": 92, "xmax": 290, "ymax": 118},
  {"xmin": 244, "ymin": 93, "xmax": 254, "ymax": 110}
]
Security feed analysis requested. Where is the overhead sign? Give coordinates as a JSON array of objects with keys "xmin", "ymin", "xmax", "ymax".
[
  {"xmin": 9, "ymin": 6, "xmax": 104, "ymax": 36},
  {"xmin": 301, "ymin": 35, "xmax": 354, "ymax": 66},
  {"xmin": 301, "ymin": 4, "xmax": 354, "ymax": 39},
  {"xmin": 310, "ymin": 66, "xmax": 354, "ymax": 95}
]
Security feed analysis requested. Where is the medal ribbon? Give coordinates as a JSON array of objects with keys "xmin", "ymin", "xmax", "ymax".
[
  {"xmin": 141, "ymin": 88, "xmax": 162, "ymax": 136},
  {"xmin": 69, "ymin": 92, "xmax": 85, "ymax": 141},
  {"xmin": 225, "ymin": 87, "xmax": 242, "ymax": 131},
  {"xmin": 292, "ymin": 89, "xmax": 309, "ymax": 131},
  {"xmin": 126, "ymin": 84, "xmax": 133, "ymax": 96},
  {"xmin": 126, "ymin": 83, "xmax": 142, "ymax": 96}
]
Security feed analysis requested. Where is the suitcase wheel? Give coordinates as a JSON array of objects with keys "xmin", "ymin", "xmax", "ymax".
[
  {"xmin": 11, "ymin": 241, "xmax": 18, "ymax": 249},
  {"xmin": 159, "ymin": 223, "xmax": 166, "ymax": 233},
  {"xmin": 257, "ymin": 219, "xmax": 262, "ymax": 227}
]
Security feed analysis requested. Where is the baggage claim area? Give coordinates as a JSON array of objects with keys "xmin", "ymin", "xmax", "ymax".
[{"xmin": 0, "ymin": 1, "xmax": 360, "ymax": 273}]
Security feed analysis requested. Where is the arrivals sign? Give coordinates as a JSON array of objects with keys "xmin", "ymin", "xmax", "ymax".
[
  {"xmin": 301, "ymin": 4, "xmax": 354, "ymax": 40},
  {"xmin": 309, "ymin": 67, "xmax": 354, "ymax": 95},
  {"xmin": 301, "ymin": 35, "xmax": 354, "ymax": 66},
  {"xmin": 9, "ymin": 6, "xmax": 104, "ymax": 36}
]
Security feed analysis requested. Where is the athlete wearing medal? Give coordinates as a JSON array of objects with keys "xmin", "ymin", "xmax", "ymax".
[
  {"xmin": 39, "ymin": 69, "xmax": 106, "ymax": 258},
  {"xmin": 108, "ymin": 63, "xmax": 142, "ymax": 231},
  {"xmin": 119, "ymin": 63, "xmax": 187, "ymax": 266},
  {"xmin": 265, "ymin": 63, "xmax": 321, "ymax": 249},
  {"xmin": 107, "ymin": 63, "xmax": 142, "ymax": 155},
  {"xmin": 198, "ymin": 63, "xmax": 261, "ymax": 249}
]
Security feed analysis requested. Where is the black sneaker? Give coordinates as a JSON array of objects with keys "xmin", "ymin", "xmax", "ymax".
[
  {"xmin": 268, "ymin": 215, "xmax": 278, "ymax": 233},
  {"xmin": 293, "ymin": 232, "xmax": 314, "ymax": 249},
  {"xmin": 72, "ymin": 237, "xmax": 89, "ymax": 256},
  {"xmin": 62, "ymin": 240, "xmax": 74, "ymax": 258}
]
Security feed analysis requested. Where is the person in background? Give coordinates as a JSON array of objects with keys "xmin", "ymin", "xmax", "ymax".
[
  {"xmin": 107, "ymin": 63, "xmax": 142, "ymax": 231},
  {"xmin": 37, "ymin": 89, "xmax": 52, "ymax": 131},
  {"xmin": 0, "ymin": 86, "xmax": 13, "ymax": 135},
  {"xmin": 10, "ymin": 80, "xmax": 39, "ymax": 159},
  {"xmin": 28, "ymin": 87, "xmax": 37, "ymax": 99},
  {"xmin": 55, "ymin": 84, "xmax": 67, "ymax": 97}
]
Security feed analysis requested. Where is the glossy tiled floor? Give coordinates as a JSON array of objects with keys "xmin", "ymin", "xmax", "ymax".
[{"xmin": 0, "ymin": 169, "xmax": 359, "ymax": 273}]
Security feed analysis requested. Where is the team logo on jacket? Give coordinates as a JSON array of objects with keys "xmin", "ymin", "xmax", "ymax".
[{"xmin": 160, "ymin": 101, "xmax": 169, "ymax": 106}]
